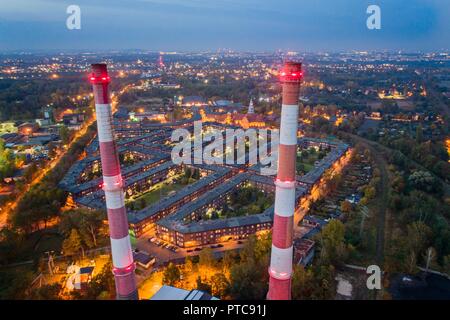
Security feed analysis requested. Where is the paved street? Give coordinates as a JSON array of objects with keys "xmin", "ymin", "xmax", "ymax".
[{"xmin": 136, "ymin": 230, "xmax": 246, "ymax": 268}]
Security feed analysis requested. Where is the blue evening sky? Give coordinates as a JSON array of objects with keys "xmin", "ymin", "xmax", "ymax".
[{"xmin": 0, "ymin": 0, "xmax": 448, "ymax": 52}]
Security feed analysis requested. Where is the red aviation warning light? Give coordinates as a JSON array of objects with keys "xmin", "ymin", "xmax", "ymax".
[
  {"xmin": 113, "ymin": 263, "xmax": 136, "ymax": 275},
  {"xmin": 279, "ymin": 61, "xmax": 303, "ymax": 83},
  {"xmin": 89, "ymin": 63, "xmax": 111, "ymax": 84},
  {"xmin": 89, "ymin": 74, "xmax": 111, "ymax": 84}
]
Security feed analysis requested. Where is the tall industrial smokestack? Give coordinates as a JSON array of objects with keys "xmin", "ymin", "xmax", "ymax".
[
  {"xmin": 267, "ymin": 61, "xmax": 302, "ymax": 300},
  {"xmin": 90, "ymin": 64, "xmax": 138, "ymax": 300}
]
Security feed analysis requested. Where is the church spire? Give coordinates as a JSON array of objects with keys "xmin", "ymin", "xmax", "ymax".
[{"xmin": 248, "ymin": 98, "xmax": 254, "ymax": 114}]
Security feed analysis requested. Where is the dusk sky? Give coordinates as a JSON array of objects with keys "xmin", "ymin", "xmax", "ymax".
[{"xmin": 0, "ymin": 0, "xmax": 449, "ymax": 52}]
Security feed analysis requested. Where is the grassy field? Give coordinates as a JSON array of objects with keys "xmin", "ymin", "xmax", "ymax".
[
  {"xmin": 296, "ymin": 150, "xmax": 319, "ymax": 174},
  {"xmin": 205, "ymin": 185, "xmax": 274, "ymax": 220},
  {"xmin": 126, "ymin": 172, "xmax": 198, "ymax": 210},
  {"xmin": 296, "ymin": 147, "xmax": 330, "ymax": 174},
  {"xmin": 298, "ymin": 162, "xmax": 315, "ymax": 173},
  {"xmin": 135, "ymin": 182, "xmax": 184, "ymax": 206}
]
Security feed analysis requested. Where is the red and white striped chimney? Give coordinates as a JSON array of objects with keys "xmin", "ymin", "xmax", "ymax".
[
  {"xmin": 90, "ymin": 64, "xmax": 138, "ymax": 300},
  {"xmin": 267, "ymin": 61, "xmax": 302, "ymax": 300}
]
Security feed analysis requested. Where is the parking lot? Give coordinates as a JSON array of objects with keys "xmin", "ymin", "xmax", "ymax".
[{"xmin": 135, "ymin": 231, "xmax": 246, "ymax": 268}]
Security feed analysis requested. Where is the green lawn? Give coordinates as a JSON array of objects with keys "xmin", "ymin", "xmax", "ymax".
[
  {"xmin": 296, "ymin": 147, "xmax": 330, "ymax": 174},
  {"xmin": 126, "ymin": 171, "xmax": 199, "ymax": 210},
  {"xmin": 205, "ymin": 185, "xmax": 274, "ymax": 220},
  {"xmin": 135, "ymin": 182, "xmax": 184, "ymax": 205},
  {"xmin": 297, "ymin": 153, "xmax": 318, "ymax": 174},
  {"xmin": 298, "ymin": 162, "xmax": 315, "ymax": 173}
]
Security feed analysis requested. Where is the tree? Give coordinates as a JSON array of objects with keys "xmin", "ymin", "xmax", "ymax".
[
  {"xmin": 23, "ymin": 162, "xmax": 37, "ymax": 181},
  {"xmin": 59, "ymin": 125, "xmax": 72, "ymax": 144},
  {"xmin": 392, "ymin": 174, "xmax": 406, "ymax": 193},
  {"xmin": 79, "ymin": 210, "xmax": 105, "ymax": 248},
  {"xmin": 340, "ymin": 200, "xmax": 352, "ymax": 213},
  {"xmin": 59, "ymin": 125, "xmax": 71, "ymax": 145},
  {"xmin": 0, "ymin": 269, "xmax": 34, "ymax": 299},
  {"xmin": 85, "ymin": 259, "xmax": 115, "ymax": 300},
  {"xmin": 199, "ymin": 248, "xmax": 216, "ymax": 270},
  {"xmin": 62, "ymin": 229, "xmax": 83, "ymax": 257},
  {"xmin": 229, "ymin": 260, "xmax": 268, "ymax": 299},
  {"xmin": 416, "ymin": 124, "xmax": 423, "ymax": 143},
  {"xmin": 406, "ymin": 221, "xmax": 432, "ymax": 259},
  {"xmin": 28, "ymin": 283, "xmax": 61, "ymax": 300},
  {"xmin": 47, "ymin": 142, "xmax": 58, "ymax": 159},
  {"xmin": 292, "ymin": 265, "xmax": 336, "ymax": 300},
  {"xmin": 196, "ymin": 276, "xmax": 212, "ymax": 293},
  {"xmin": 408, "ymin": 171, "xmax": 442, "ymax": 194},
  {"xmin": 292, "ymin": 265, "xmax": 315, "ymax": 299},
  {"xmin": 192, "ymin": 168, "xmax": 200, "ymax": 180},
  {"xmin": 311, "ymin": 265, "xmax": 336, "ymax": 299},
  {"xmin": 172, "ymin": 105, "xmax": 183, "ymax": 121},
  {"xmin": 385, "ymin": 221, "xmax": 433, "ymax": 274},
  {"xmin": 59, "ymin": 209, "xmax": 105, "ymax": 249},
  {"xmin": 385, "ymin": 229, "xmax": 413, "ymax": 273},
  {"xmin": 222, "ymin": 251, "xmax": 237, "ymax": 273},
  {"xmin": 317, "ymin": 219, "xmax": 348, "ymax": 266},
  {"xmin": 0, "ymin": 228, "xmax": 24, "ymax": 264},
  {"xmin": 228, "ymin": 235, "xmax": 270, "ymax": 300},
  {"xmin": 137, "ymin": 198, "xmax": 146, "ymax": 210},
  {"xmin": 162, "ymin": 263, "xmax": 181, "ymax": 286},
  {"xmin": 183, "ymin": 255, "xmax": 197, "ymax": 278},
  {"xmin": 432, "ymin": 161, "xmax": 450, "ymax": 182},
  {"xmin": 423, "ymin": 247, "xmax": 438, "ymax": 272},
  {"xmin": 210, "ymin": 273, "xmax": 230, "ymax": 298},
  {"xmin": 0, "ymin": 139, "xmax": 16, "ymax": 180},
  {"xmin": 184, "ymin": 167, "xmax": 192, "ymax": 179},
  {"xmin": 13, "ymin": 184, "xmax": 67, "ymax": 233},
  {"xmin": 363, "ymin": 185, "xmax": 376, "ymax": 200},
  {"xmin": 443, "ymin": 255, "xmax": 450, "ymax": 275},
  {"xmin": 253, "ymin": 233, "xmax": 272, "ymax": 260}
]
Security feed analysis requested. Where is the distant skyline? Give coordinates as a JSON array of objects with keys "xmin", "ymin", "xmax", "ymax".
[{"xmin": 0, "ymin": 0, "xmax": 449, "ymax": 52}]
